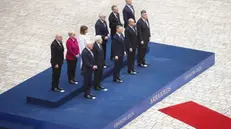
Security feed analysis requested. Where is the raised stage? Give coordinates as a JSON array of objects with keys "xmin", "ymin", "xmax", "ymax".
[{"xmin": 0, "ymin": 43, "xmax": 215, "ymax": 129}]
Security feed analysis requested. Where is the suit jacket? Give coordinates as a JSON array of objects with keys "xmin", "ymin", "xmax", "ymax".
[
  {"xmin": 66, "ymin": 37, "xmax": 80, "ymax": 60},
  {"xmin": 50, "ymin": 40, "xmax": 64, "ymax": 65},
  {"xmin": 112, "ymin": 33, "xmax": 125, "ymax": 57},
  {"xmin": 82, "ymin": 48, "xmax": 96, "ymax": 73},
  {"xmin": 109, "ymin": 12, "xmax": 122, "ymax": 37},
  {"xmin": 123, "ymin": 5, "xmax": 136, "ymax": 27},
  {"xmin": 125, "ymin": 26, "xmax": 138, "ymax": 51},
  {"xmin": 93, "ymin": 42, "xmax": 104, "ymax": 66},
  {"xmin": 95, "ymin": 19, "xmax": 109, "ymax": 40},
  {"xmin": 137, "ymin": 18, "xmax": 151, "ymax": 43}
]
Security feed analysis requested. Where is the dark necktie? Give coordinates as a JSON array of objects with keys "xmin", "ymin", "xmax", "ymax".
[
  {"xmin": 90, "ymin": 50, "xmax": 94, "ymax": 57},
  {"xmin": 103, "ymin": 21, "xmax": 106, "ymax": 28},
  {"xmin": 98, "ymin": 44, "xmax": 102, "ymax": 50},
  {"xmin": 120, "ymin": 34, "xmax": 124, "ymax": 40},
  {"xmin": 133, "ymin": 26, "xmax": 137, "ymax": 34},
  {"xmin": 145, "ymin": 20, "xmax": 149, "ymax": 27},
  {"xmin": 130, "ymin": 5, "xmax": 135, "ymax": 14},
  {"xmin": 117, "ymin": 14, "xmax": 121, "ymax": 24}
]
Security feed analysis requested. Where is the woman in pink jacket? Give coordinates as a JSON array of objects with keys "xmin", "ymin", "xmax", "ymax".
[{"xmin": 66, "ymin": 32, "xmax": 80, "ymax": 84}]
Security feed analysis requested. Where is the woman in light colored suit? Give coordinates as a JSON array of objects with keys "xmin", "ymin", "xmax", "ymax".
[{"xmin": 77, "ymin": 25, "xmax": 91, "ymax": 74}]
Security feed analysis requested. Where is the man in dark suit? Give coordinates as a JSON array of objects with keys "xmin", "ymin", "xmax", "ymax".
[
  {"xmin": 112, "ymin": 26, "xmax": 126, "ymax": 83},
  {"xmin": 82, "ymin": 41, "xmax": 98, "ymax": 99},
  {"xmin": 50, "ymin": 34, "xmax": 65, "ymax": 92},
  {"xmin": 93, "ymin": 36, "xmax": 108, "ymax": 91},
  {"xmin": 95, "ymin": 13, "xmax": 109, "ymax": 68},
  {"xmin": 137, "ymin": 10, "xmax": 151, "ymax": 68},
  {"xmin": 109, "ymin": 5, "xmax": 122, "ymax": 60},
  {"xmin": 123, "ymin": 0, "xmax": 135, "ymax": 28},
  {"xmin": 125, "ymin": 18, "xmax": 138, "ymax": 75}
]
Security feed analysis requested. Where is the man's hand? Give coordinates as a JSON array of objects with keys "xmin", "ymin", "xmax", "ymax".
[
  {"xmin": 141, "ymin": 41, "xmax": 144, "ymax": 45},
  {"xmin": 124, "ymin": 51, "xmax": 127, "ymax": 56},
  {"xmin": 55, "ymin": 64, "xmax": 59, "ymax": 68},
  {"xmin": 76, "ymin": 54, "xmax": 79, "ymax": 58},
  {"xmin": 93, "ymin": 65, "xmax": 98, "ymax": 70},
  {"xmin": 114, "ymin": 56, "xmax": 118, "ymax": 60},
  {"xmin": 129, "ymin": 48, "xmax": 133, "ymax": 52},
  {"xmin": 105, "ymin": 36, "xmax": 108, "ymax": 40}
]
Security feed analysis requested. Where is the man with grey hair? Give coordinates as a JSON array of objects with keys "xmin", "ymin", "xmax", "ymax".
[
  {"xmin": 95, "ymin": 13, "xmax": 110, "ymax": 68},
  {"xmin": 93, "ymin": 35, "xmax": 108, "ymax": 91},
  {"xmin": 50, "ymin": 34, "xmax": 65, "ymax": 92},
  {"xmin": 136, "ymin": 10, "xmax": 151, "ymax": 68},
  {"xmin": 82, "ymin": 41, "xmax": 98, "ymax": 99}
]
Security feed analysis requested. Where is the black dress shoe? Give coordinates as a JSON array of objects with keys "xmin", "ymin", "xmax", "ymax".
[
  {"xmin": 94, "ymin": 86, "xmax": 101, "ymax": 91},
  {"xmin": 113, "ymin": 78, "xmax": 123, "ymax": 83},
  {"xmin": 143, "ymin": 63, "xmax": 148, "ymax": 68},
  {"xmin": 128, "ymin": 70, "xmax": 136, "ymax": 75},
  {"xmin": 69, "ymin": 80, "xmax": 78, "ymax": 84},
  {"xmin": 97, "ymin": 86, "xmax": 108, "ymax": 91},
  {"xmin": 138, "ymin": 63, "xmax": 147, "ymax": 68},
  {"xmin": 133, "ymin": 69, "xmax": 137, "ymax": 74},
  {"xmin": 104, "ymin": 64, "xmax": 107, "ymax": 68},
  {"xmin": 84, "ymin": 94, "xmax": 96, "ymax": 99},
  {"xmin": 51, "ymin": 87, "xmax": 65, "ymax": 93}
]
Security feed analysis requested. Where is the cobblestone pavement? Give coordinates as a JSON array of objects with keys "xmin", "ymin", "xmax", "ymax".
[{"xmin": 0, "ymin": 0, "xmax": 230, "ymax": 129}]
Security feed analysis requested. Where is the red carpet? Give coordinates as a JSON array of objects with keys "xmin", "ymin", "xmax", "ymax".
[{"xmin": 159, "ymin": 101, "xmax": 231, "ymax": 129}]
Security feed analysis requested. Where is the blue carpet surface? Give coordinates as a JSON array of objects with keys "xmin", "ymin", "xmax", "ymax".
[
  {"xmin": 0, "ymin": 43, "xmax": 214, "ymax": 129},
  {"xmin": 0, "ymin": 120, "xmax": 34, "ymax": 129}
]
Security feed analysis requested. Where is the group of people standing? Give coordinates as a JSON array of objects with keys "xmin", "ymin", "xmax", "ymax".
[{"xmin": 50, "ymin": 0, "xmax": 151, "ymax": 99}]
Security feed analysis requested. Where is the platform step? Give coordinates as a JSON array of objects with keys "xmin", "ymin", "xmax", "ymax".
[{"xmin": 0, "ymin": 120, "xmax": 34, "ymax": 129}]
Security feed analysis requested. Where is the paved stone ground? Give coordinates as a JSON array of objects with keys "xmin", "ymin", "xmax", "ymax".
[{"xmin": 0, "ymin": 0, "xmax": 231, "ymax": 129}]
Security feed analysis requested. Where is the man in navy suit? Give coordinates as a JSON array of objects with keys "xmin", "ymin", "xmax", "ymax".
[
  {"xmin": 95, "ymin": 13, "xmax": 110, "ymax": 68},
  {"xmin": 109, "ymin": 5, "xmax": 122, "ymax": 60},
  {"xmin": 112, "ymin": 26, "xmax": 126, "ymax": 83},
  {"xmin": 50, "ymin": 34, "xmax": 65, "ymax": 93},
  {"xmin": 137, "ymin": 10, "xmax": 151, "ymax": 68},
  {"xmin": 123, "ymin": 0, "xmax": 135, "ymax": 28},
  {"xmin": 93, "ymin": 35, "xmax": 108, "ymax": 91},
  {"xmin": 125, "ymin": 18, "xmax": 138, "ymax": 75},
  {"xmin": 82, "ymin": 41, "xmax": 98, "ymax": 99}
]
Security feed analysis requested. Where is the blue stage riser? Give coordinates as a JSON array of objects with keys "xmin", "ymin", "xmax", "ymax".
[{"xmin": 0, "ymin": 43, "xmax": 215, "ymax": 129}]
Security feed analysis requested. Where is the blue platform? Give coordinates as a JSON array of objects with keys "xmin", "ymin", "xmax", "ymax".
[{"xmin": 0, "ymin": 43, "xmax": 215, "ymax": 129}]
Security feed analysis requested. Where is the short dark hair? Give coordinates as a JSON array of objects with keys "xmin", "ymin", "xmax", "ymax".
[
  {"xmin": 141, "ymin": 10, "xmax": 147, "ymax": 15},
  {"xmin": 111, "ymin": 5, "xmax": 117, "ymax": 10},
  {"xmin": 80, "ymin": 25, "xmax": 88, "ymax": 35}
]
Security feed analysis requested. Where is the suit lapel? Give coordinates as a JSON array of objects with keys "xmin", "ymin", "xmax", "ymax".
[
  {"xmin": 126, "ymin": 5, "xmax": 134, "ymax": 14},
  {"xmin": 55, "ymin": 40, "xmax": 63, "ymax": 50},
  {"xmin": 117, "ymin": 33, "xmax": 124, "ymax": 43},
  {"xmin": 115, "ymin": 13, "xmax": 121, "ymax": 24}
]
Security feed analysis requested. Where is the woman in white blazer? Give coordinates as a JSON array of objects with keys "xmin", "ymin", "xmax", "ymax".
[{"xmin": 77, "ymin": 25, "xmax": 91, "ymax": 74}]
